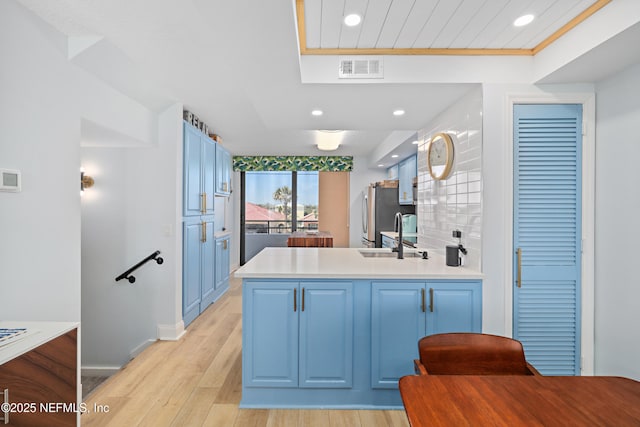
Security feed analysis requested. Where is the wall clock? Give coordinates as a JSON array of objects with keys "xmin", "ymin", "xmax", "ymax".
[{"xmin": 427, "ymin": 132, "xmax": 454, "ymax": 180}]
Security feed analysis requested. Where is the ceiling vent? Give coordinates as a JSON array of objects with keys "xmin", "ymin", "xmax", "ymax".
[{"xmin": 339, "ymin": 57, "xmax": 383, "ymax": 79}]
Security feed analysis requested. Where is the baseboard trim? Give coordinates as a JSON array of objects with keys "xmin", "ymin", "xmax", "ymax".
[
  {"xmin": 157, "ymin": 320, "xmax": 186, "ymax": 341},
  {"xmin": 81, "ymin": 366, "xmax": 121, "ymax": 377},
  {"xmin": 129, "ymin": 339, "xmax": 156, "ymax": 360}
]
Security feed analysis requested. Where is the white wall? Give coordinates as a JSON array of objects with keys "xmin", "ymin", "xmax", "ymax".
[
  {"xmin": 0, "ymin": 0, "xmax": 82, "ymax": 322},
  {"xmin": 80, "ymin": 104, "xmax": 184, "ymax": 368},
  {"xmin": 0, "ymin": 1, "xmax": 185, "ymax": 369},
  {"xmin": 417, "ymin": 88, "xmax": 483, "ymax": 270},
  {"xmin": 594, "ymin": 63, "xmax": 640, "ymax": 380}
]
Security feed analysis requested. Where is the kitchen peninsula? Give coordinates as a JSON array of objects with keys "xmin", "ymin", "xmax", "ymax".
[{"xmin": 235, "ymin": 247, "xmax": 483, "ymax": 408}]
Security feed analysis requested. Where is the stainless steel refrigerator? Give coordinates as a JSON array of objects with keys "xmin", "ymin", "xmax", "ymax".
[{"xmin": 362, "ymin": 183, "xmax": 415, "ymax": 248}]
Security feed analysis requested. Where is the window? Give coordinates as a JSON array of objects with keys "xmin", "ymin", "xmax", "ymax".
[{"xmin": 241, "ymin": 171, "xmax": 319, "ymax": 263}]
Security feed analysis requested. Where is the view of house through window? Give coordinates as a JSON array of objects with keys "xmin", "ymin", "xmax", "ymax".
[{"xmin": 243, "ymin": 171, "xmax": 318, "ymax": 262}]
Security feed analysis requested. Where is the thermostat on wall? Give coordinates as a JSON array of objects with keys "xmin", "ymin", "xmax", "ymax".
[{"xmin": 0, "ymin": 169, "xmax": 21, "ymax": 192}]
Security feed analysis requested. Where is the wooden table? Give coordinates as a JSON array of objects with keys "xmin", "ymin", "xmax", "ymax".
[
  {"xmin": 399, "ymin": 374, "xmax": 640, "ymax": 426},
  {"xmin": 287, "ymin": 231, "xmax": 333, "ymax": 247}
]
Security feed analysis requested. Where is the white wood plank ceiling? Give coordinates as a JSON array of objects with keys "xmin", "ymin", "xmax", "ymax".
[{"xmin": 300, "ymin": 0, "xmax": 610, "ymax": 54}]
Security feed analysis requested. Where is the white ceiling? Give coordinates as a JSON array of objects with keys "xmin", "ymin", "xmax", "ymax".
[
  {"xmin": 14, "ymin": 0, "xmax": 638, "ymax": 167},
  {"xmin": 304, "ymin": 0, "xmax": 598, "ymax": 50}
]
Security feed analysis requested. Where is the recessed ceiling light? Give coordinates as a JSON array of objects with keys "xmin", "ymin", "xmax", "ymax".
[
  {"xmin": 514, "ymin": 14, "xmax": 534, "ymax": 27},
  {"xmin": 344, "ymin": 14, "xmax": 361, "ymax": 27},
  {"xmin": 311, "ymin": 109, "xmax": 323, "ymax": 116},
  {"xmin": 377, "ymin": 164, "xmax": 384, "ymax": 167},
  {"xmin": 393, "ymin": 109, "xmax": 405, "ymax": 116},
  {"xmin": 412, "ymin": 140, "xmax": 419, "ymax": 145},
  {"xmin": 391, "ymin": 154, "xmax": 399, "ymax": 158}
]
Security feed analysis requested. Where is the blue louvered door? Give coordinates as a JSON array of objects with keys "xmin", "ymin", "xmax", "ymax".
[{"xmin": 513, "ymin": 104, "xmax": 582, "ymax": 375}]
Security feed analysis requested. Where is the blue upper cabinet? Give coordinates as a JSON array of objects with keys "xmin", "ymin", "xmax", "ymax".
[
  {"xmin": 215, "ymin": 144, "xmax": 231, "ymax": 196},
  {"xmin": 183, "ymin": 122, "xmax": 215, "ymax": 216},
  {"xmin": 398, "ymin": 155, "xmax": 417, "ymax": 205}
]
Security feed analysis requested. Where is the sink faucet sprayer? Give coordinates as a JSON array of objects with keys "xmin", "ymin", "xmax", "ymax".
[{"xmin": 393, "ymin": 212, "xmax": 404, "ymax": 259}]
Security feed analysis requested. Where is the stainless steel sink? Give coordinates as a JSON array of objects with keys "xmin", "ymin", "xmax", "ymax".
[{"xmin": 359, "ymin": 250, "xmax": 422, "ymax": 258}]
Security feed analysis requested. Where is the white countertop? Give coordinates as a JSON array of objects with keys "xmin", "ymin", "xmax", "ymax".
[
  {"xmin": 234, "ymin": 247, "xmax": 483, "ymax": 280},
  {"xmin": 0, "ymin": 321, "xmax": 78, "ymax": 365}
]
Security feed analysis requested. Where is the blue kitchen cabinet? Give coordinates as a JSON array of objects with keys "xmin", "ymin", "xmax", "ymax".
[
  {"xmin": 183, "ymin": 122, "xmax": 215, "ymax": 217},
  {"xmin": 243, "ymin": 281, "xmax": 299, "ymax": 387},
  {"xmin": 215, "ymin": 143, "xmax": 231, "ymax": 196},
  {"xmin": 299, "ymin": 282, "xmax": 353, "ymax": 388},
  {"xmin": 243, "ymin": 280, "xmax": 353, "ymax": 389},
  {"xmin": 387, "ymin": 164, "xmax": 398, "ymax": 180},
  {"xmin": 398, "ymin": 155, "xmax": 417, "ymax": 205},
  {"xmin": 371, "ymin": 282, "xmax": 426, "ymax": 389},
  {"xmin": 371, "ymin": 280, "xmax": 482, "ymax": 388},
  {"xmin": 381, "ymin": 234, "xmax": 396, "ymax": 249},
  {"xmin": 215, "ymin": 234, "xmax": 231, "ymax": 292},
  {"xmin": 427, "ymin": 282, "xmax": 482, "ymax": 335},
  {"xmin": 182, "ymin": 217, "xmax": 216, "ymax": 327}
]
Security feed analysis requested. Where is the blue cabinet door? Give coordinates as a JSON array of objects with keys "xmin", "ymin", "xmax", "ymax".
[
  {"xmin": 183, "ymin": 124, "xmax": 203, "ymax": 216},
  {"xmin": 299, "ymin": 282, "xmax": 353, "ymax": 388},
  {"xmin": 371, "ymin": 282, "xmax": 426, "ymax": 388},
  {"xmin": 200, "ymin": 218, "xmax": 215, "ymax": 309},
  {"xmin": 426, "ymin": 281, "xmax": 482, "ymax": 335},
  {"xmin": 243, "ymin": 281, "xmax": 299, "ymax": 387},
  {"xmin": 214, "ymin": 236, "xmax": 230, "ymax": 291},
  {"xmin": 184, "ymin": 122, "xmax": 216, "ymax": 215},
  {"xmin": 215, "ymin": 144, "xmax": 231, "ymax": 196},
  {"xmin": 398, "ymin": 155, "xmax": 416, "ymax": 205},
  {"xmin": 221, "ymin": 236, "xmax": 230, "ymax": 285},
  {"xmin": 182, "ymin": 220, "xmax": 202, "ymax": 327},
  {"xmin": 202, "ymin": 139, "xmax": 215, "ymax": 215}
]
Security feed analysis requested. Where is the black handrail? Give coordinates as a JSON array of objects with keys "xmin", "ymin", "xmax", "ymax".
[{"xmin": 115, "ymin": 250, "xmax": 163, "ymax": 283}]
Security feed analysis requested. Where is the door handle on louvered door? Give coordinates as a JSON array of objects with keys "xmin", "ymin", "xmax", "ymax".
[{"xmin": 516, "ymin": 248, "xmax": 522, "ymax": 288}]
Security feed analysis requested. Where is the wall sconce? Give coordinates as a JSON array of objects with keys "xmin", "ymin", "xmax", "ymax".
[{"xmin": 81, "ymin": 170, "xmax": 95, "ymax": 191}]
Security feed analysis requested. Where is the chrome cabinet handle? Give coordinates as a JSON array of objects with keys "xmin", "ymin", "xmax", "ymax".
[{"xmin": 429, "ymin": 288, "xmax": 434, "ymax": 313}]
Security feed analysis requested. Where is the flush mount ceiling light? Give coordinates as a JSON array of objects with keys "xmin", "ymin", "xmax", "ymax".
[
  {"xmin": 514, "ymin": 14, "xmax": 534, "ymax": 27},
  {"xmin": 377, "ymin": 164, "xmax": 384, "ymax": 167},
  {"xmin": 316, "ymin": 130, "xmax": 344, "ymax": 151},
  {"xmin": 391, "ymin": 154, "xmax": 399, "ymax": 158},
  {"xmin": 311, "ymin": 109, "xmax": 323, "ymax": 116},
  {"xmin": 393, "ymin": 109, "xmax": 405, "ymax": 116},
  {"xmin": 344, "ymin": 14, "xmax": 361, "ymax": 27},
  {"xmin": 412, "ymin": 140, "xmax": 419, "ymax": 145}
]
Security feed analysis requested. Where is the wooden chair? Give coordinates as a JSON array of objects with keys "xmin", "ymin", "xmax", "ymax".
[{"xmin": 413, "ymin": 333, "xmax": 541, "ymax": 376}]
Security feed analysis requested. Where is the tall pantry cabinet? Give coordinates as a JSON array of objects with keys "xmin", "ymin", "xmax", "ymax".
[{"xmin": 182, "ymin": 121, "xmax": 231, "ymax": 327}]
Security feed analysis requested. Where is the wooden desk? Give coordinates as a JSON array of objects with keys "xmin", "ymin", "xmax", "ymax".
[
  {"xmin": 287, "ymin": 231, "xmax": 333, "ymax": 247},
  {"xmin": 399, "ymin": 375, "xmax": 640, "ymax": 426}
]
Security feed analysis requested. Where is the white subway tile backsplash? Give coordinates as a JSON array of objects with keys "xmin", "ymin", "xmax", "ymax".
[{"xmin": 417, "ymin": 88, "xmax": 483, "ymax": 271}]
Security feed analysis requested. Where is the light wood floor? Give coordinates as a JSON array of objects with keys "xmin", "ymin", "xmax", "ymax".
[{"xmin": 82, "ymin": 276, "xmax": 410, "ymax": 426}]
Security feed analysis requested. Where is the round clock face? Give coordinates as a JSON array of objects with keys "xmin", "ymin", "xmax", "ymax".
[{"xmin": 428, "ymin": 133, "xmax": 454, "ymax": 180}]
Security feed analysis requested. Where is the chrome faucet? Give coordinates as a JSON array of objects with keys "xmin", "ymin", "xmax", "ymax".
[{"xmin": 393, "ymin": 212, "xmax": 404, "ymax": 259}]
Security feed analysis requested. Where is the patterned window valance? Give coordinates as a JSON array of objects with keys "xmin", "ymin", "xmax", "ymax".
[{"xmin": 233, "ymin": 156, "xmax": 353, "ymax": 172}]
